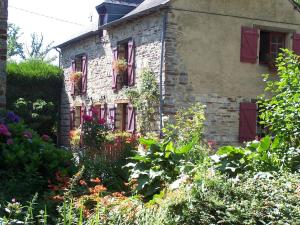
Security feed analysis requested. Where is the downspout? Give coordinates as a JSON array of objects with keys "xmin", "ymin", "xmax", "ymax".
[
  {"xmin": 54, "ymin": 47, "xmax": 62, "ymax": 146},
  {"xmin": 159, "ymin": 11, "xmax": 167, "ymax": 136}
]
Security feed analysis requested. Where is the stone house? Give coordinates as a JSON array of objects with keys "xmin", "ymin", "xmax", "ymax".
[
  {"xmin": 0, "ymin": 0, "xmax": 8, "ymax": 110},
  {"xmin": 57, "ymin": 0, "xmax": 300, "ymax": 147}
]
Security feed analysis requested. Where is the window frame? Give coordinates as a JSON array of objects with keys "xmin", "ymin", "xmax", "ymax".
[{"xmin": 258, "ymin": 30, "xmax": 286, "ymax": 65}]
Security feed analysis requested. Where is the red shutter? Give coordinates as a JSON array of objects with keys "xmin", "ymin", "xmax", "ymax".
[
  {"xmin": 292, "ymin": 33, "xmax": 300, "ymax": 55},
  {"xmin": 81, "ymin": 55, "xmax": 88, "ymax": 94},
  {"xmin": 109, "ymin": 106, "xmax": 116, "ymax": 130},
  {"xmin": 70, "ymin": 107, "xmax": 75, "ymax": 130},
  {"xmin": 71, "ymin": 60, "xmax": 75, "ymax": 96},
  {"xmin": 240, "ymin": 27, "xmax": 259, "ymax": 64},
  {"xmin": 112, "ymin": 47, "xmax": 118, "ymax": 90},
  {"xmin": 239, "ymin": 103, "xmax": 257, "ymax": 142},
  {"xmin": 127, "ymin": 104, "xmax": 136, "ymax": 133},
  {"xmin": 127, "ymin": 40, "xmax": 135, "ymax": 86},
  {"xmin": 100, "ymin": 104, "xmax": 107, "ymax": 121}
]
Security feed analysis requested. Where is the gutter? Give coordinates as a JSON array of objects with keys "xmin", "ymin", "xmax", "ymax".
[{"xmin": 159, "ymin": 10, "xmax": 167, "ymax": 135}]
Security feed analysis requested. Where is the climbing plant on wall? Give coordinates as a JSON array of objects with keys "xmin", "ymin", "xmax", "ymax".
[{"xmin": 125, "ymin": 69, "xmax": 159, "ymax": 134}]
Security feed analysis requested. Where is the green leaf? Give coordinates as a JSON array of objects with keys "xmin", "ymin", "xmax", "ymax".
[
  {"xmin": 139, "ymin": 138, "xmax": 157, "ymax": 146},
  {"xmin": 175, "ymin": 141, "xmax": 194, "ymax": 154}
]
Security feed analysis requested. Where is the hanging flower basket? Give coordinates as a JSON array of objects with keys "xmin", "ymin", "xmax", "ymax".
[
  {"xmin": 113, "ymin": 58, "xmax": 127, "ymax": 74},
  {"xmin": 70, "ymin": 71, "xmax": 82, "ymax": 83}
]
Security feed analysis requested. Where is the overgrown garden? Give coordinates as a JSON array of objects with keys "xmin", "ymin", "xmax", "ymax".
[{"xmin": 0, "ymin": 50, "xmax": 300, "ymax": 224}]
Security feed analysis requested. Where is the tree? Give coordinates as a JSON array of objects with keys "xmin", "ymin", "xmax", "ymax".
[
  {"xmin": 21, "ymin": 33, "xmax": 56, "ymax": 62},
  {"xmin": 7, "ymin": 23, "xmax": 24, "ymax": 58},
  {"xmin": 7, "ymin": 23, "xmax": 56, "ymax": 62},
  {"xmin": 258, "ymin": 49, "xmax": 300, "ymax": 148}
]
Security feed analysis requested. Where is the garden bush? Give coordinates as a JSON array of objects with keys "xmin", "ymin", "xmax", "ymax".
[
  {"xmin": 0, "ymin": 110, "xmax": 75, "ymax": 203},
  {"xmin": 6, "ymin": 59, "xmax": 63, "ymax": 140}
]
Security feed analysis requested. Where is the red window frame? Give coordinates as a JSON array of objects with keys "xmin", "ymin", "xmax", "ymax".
[{"xmin": 269, "ymin": 32, "xmax": 285, "ymax": 59}]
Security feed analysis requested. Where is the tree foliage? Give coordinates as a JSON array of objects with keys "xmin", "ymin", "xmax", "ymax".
[
  {"xmin": 7, "ymin": 23, "xmax": 55, "ymax": 62},
  {"xmin": 258, "ymin": 49, "xmax": 300, "ymax": 148},
  {"xmin": 7, "ymin": 23, "xmax": 23, "ymax": 58}
]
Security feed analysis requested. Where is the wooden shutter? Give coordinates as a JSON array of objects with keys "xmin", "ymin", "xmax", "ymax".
[
  {"xmin": 109, "ymin": 106, "xmax": 116, "ymax": 130},
  {"xmin": 240, "ymin": 27, "xmax": 259, "ymax": 64},
  {"xmin": 112, "ymin": 47, "xmax": 118, "ymax": 90},
  {"xmin": 70, "ymin": 107, "xmax": 75, "ymax": 130},
  {"xmin": 127, "ymin": 40, "xmax": 135, "ymax": 86},
  {"xmin": 127, "ymin": 104, "xmax": 136, "ymax": 132},
  {"xmin": 81, "ymin": 55, "xmax": 88, "ymax": 94},
  {"xmin": 239, "ymin": 103, "xmax": 257, "ymax": 142},
  {"xmin": 71, "ymin": 60, "xmax": 75, "ymax": 96},
  {"xmin": 100, "ymin": 104, "xmax": 107, "ymax": 121},
  {"xmin": 293, "ymin": 33, "xmax": 300, "ymax": 55}
]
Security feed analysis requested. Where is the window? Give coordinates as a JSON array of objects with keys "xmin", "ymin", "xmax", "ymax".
[
  {"xmin": 70, "ymin": 106, "xmax": 83, "ymax": 130},
  {"xmin": 259, "ymin": 31, "xmax": 285, "ymax": 64},
  {"xmin": 112, "ymin": 40, "xmax": 135, "ymax": 90},
  {"xmin": 116, "ymin": 103, "xmax": 128, "ymax": 131},
  {"xmin": 114, "ymin": 103, "xmax": 136, "ymax": 132},
  {"xmin": 240, "ymin": 27, "xmax": 300, "ymax": 64},
  {"xmin": 71, "ymin": 55, "xmax": 87, "ymax": 96}
]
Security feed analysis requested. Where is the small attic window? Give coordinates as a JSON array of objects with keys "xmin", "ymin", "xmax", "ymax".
[{"xmin": 98, "ymin": 8, "xmax": 107, "ymax": 26}]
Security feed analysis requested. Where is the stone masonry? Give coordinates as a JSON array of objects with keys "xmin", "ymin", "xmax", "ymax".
[
  {"xmin": 60, "ymin": 0, "xmax": 300, "ymax": 147},
  {"xmin": 0, "ymin": 0, "xmax": 8, "ymax": 109},
  {"xmin": 60, "ymin": 12, "xmax": 164, "ymax": 146}
]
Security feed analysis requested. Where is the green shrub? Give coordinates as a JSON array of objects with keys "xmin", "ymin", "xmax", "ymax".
[
  {"xmin": 126, "ymin": 104, "xmax": 207, "ymax": 199},
  {"xmin": 212, "ymin": 136, "xmax": 300, "ymax": 176},
  {"xmin": 258, "ymin": 49, "xmax": 300, "ymax": 149},
  {"xmin": 6, "ymin": 59, "xmax": 63, "ymax": 139}
]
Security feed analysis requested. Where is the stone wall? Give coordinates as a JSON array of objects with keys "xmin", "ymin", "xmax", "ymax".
[
  {"xmin": 0, "ymin": 0, "xmax": 8, "ymax": 109},
  {"xmin": 60, "ymin": 12, "xmax": 164, "ymax": 146},
  {"xmin": 164, "ymin": 0, "xmax": 300, "ymax": 146}
]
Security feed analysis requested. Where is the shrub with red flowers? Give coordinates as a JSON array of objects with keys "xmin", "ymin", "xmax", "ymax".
[{"xmin": 81, "ymin": 107, "xmax": 109, "ymax": 153}]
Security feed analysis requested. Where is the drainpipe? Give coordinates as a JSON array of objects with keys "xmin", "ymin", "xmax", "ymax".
[
  {"xmin": 159, "ymin": 11, "xmax": 167, "ymax": 136},
  {"xmin": 54, "ymin": 47, "xmax": 62, "ymax": 68}
]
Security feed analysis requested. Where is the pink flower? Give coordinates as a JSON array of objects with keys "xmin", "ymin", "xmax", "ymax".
[
  {"xmin": 41, "ymin": 134, "xmax": 50, "ymax": 142},
  {"xmin": 0, "ymin": 124, "xmax": 11, "ymax": 137},
  {"xmin": 83, "ymin": 115, "xmax": 93, "ymax": 122},
  {"xmin": 98, "ymin": 118, "xmax": 106, "ymax": 125},
  {"xmin": 23, "ymin": 131, "xmax": 32, "ymax": 139},
  {"xmin": 6, "ymin": 139, "xmax": 14, "ymax": 145},
  {"xmin": 91, "ymin": 107, "xmax": 99, "ymax": 117}
]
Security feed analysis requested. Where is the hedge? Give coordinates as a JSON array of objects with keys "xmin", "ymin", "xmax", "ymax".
[{"xmin": 6, "ymin": 60, "xmax": 63, "ymax": 139}]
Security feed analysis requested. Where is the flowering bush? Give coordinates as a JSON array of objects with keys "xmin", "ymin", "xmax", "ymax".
[
  {"xmin": 0, "ymin": 111, "xmax": 76, "ymax": 202},
  {"xmin": 81, "ymin": 107, "xmax": 109, "ymax": 153}
]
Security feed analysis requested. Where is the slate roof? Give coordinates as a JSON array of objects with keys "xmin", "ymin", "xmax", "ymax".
[
  {"xmin": 56, "ymin": 0, "xmax": 170, "ymax": 48},
  {"xmin": 101, "ymin": 0, "xmax": 170, "ymax": 28}
]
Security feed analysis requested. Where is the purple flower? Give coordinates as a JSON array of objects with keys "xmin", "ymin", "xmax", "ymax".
[
  {"xmin": 6, "ymin": 111, "xmax": 20, "ymax": 123},
  {"xmin": 41, "ymin": 134, "xmax": 50, "ymax": 142},
  {"xmin": 0, "ymin": 124, "xmax": 11, "ymax": 137},
  {"xmin": 6, "ymin": 138, "xmax": 14, "ymax": 145},
  {"xmin": 23, "ymin": 131, "xmax": 32, "ymax": 139}
]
